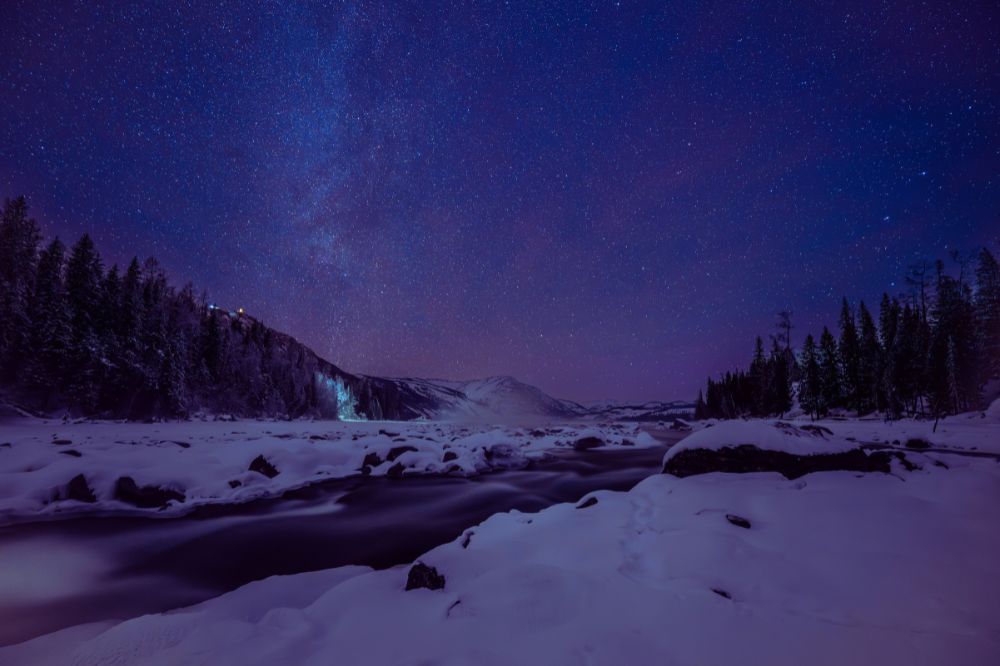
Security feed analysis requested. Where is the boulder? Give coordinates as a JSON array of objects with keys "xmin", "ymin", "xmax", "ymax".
[
  {"xmin": 573, "ymin": 436, "xmax": 604, "ymax": 451},
  {"xmin": 904, "ymin": 437, "xmax": 931, "ymax": 450},
  {"xmin": 114, "ymin": 476, "xmax": 184, "ymax": 508},
  {"xmin": 362, "ymin": 452, "xmax": 383, "ymax": 467},
  {"xmin": 66, "ymin": 474, "xmax": 96, "ymax": 503},
  {"xmin": 405, "ymin": 562, "xmax": 445, "ymax": 591},
  {"xmin": 387, "ymin": 445, "xmax": 417, "ymax": 462},
  {"xmin": 663, "ymin": 445, "xmax": 893, "ymax": 480},
  {"xmin": 386, "ymin": 462, "xmax": 406, "ymax": 478},
  {"xmin": 577, "ymin": 496, "xmax": 598, "ymax": 509},
  {"xmin": 249, "ymin": 455, "xmax": 279, "ymax": 478},
  {"xmin": 442, "ymin": 450, "xmax": 458, "ymax": 462}
]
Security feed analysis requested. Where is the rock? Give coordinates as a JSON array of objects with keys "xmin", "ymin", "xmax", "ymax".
[
  {"xmin": 573, "ymin": 436, "xmax": 604, "ymax": 451},
  {"xmin": 114, "ymin": 476, "xmax": 184, "ymax": 508},
  {"xmin": 66, "ymin": 474, "xmax": 96, "ymax": 503},
  {"xmin": 442, "ymin": 450, "xmax": 458, "ymax": 462},
  {"xmin": 362, "ymin": 452, "xmax": 383, "ymax": 467},
  {"xmin": 59, "ymin": 449, "xmax": 83, "ymax": 458},
  {"xmin": 725, "ymin": 513, "xmax": 751, "ymax": 529},
  {"xmin": 577, "ymin": 496, "xmax": 598, "ymax": 509},
  {"xmin": 799, "ymin": 424, "xmax": 834, "ymax": 437},
  {"xmin": 171, "ymin": 441, "xmax": 191, "ymax": 448},
  {"xmin": 405, "ymin": 562, "xmax": 445, "ymax": 591},
  {"xmin": 387, "ymin": 445, "xmax": 417, "ymax": 462},
  {"xmin": 308, "ymin": 434, "xmax": 328, "ymax": 441},
  {"xmin": 904, "ymin": 437, "xmax": 931, "ymax": 450},
  {"xmin": 52, "ymin": 438, "xmax": 73, "ymax": 446},
  {"xmin": 461, "ymin": 531, "xmax": 473, "ymax": 548},
  {"xmin": 249, "ymin": 455, "xmax": 279, "ymax": 478},
  {"xmin": 228, "ymin": 479, "xmax": 242, "ymax": 488},
  {"xmin": 670, "ymin": 418, "xmax": 692, "ymax": 431},
  {"xmin": 378, "ymin": 429, "xmax": 400, "ymax": 438},
  {"xmin": 386, "ymin": 462, "xmax": 406, "ymax": 478},
  {"xmin": 711, "ymin": 588, "xmax": 732, "ymax": 600},
  {"xmin": 663, "ymin": 445, "xmax": 894, "ymax": 480}
]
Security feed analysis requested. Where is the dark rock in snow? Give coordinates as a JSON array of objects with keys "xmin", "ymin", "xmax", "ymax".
[
  {"xmin": 799, "ymin": 424, "xmax": 834, "ymax": 437},
  {"xmin": 573, "ymin": 436, "xmax": 604, "ymax": 451},
  {"xmin": 52, "ymin": 438, "xmax": 73, "ymax": 446},
  {"xmin": 442, "ymin": 450, "xmax": 458, "ymax": 462},
  {"xmin": 577, "ymin": 496, "xmax": 598, "ymax": 509},
  {"xmin": 59, "ymin": 449, "xmax": 83, "ymax": 457},
  {"xmin": 663, "ymin": 445, "xmax": 893, "ymax": 480},
  {"xmin": 904, "ymin": 437, "xmax": 931, "ymax": 450},
  {"xmin": 461, "ymin": 531, "xmax": 473, "ymax": 548},
  {"xmin": 171, "ymin": 440, "xmax": 191, "ymax": 449},
  {"xmin": 711, "ymin": 588, "xmax": 732, "ymax": 600},
  {"xmin": 249, "ymin": 455, "xmax": 279, "ymax": 478},
  {"xmin": 725, "ymin": 514, "xmax": 751, "ymax": 529},
  {"xmin": 66, "ymin": 474, "xmax": 96, "ymax": 503},
  {"xmin": 362, "ymin": 452, "xmax": 383, "ymax": 467},
  {"xmin": 379, "ymin": 429, "xmax": 400, "ymax": 438},
  {"xmin": 387, "ymin": 445, "xmax": 417, "ymax": 462},
  {"xmin": 114, "ymin": 476, "xmax": 184, "ymax": 508},
  {"xmin": 228, "ymin": 480, "xmax": 242, "ymax": 488},
  {"xmin": 386, "ymin": 462, "xmax": 406, "ymax": 478},
  {"xmin": 406, "ymin": 562, "xmax": 445, "ymax": 591}
]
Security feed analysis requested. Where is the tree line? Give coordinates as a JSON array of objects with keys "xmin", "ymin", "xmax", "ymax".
[
  {"xmin": 0, "ymin": 196, "xmax": 346, "ymax": 418},
  {"xmin": 694, "ymin": 249, "xmax": 1000, "ymax": 420}
]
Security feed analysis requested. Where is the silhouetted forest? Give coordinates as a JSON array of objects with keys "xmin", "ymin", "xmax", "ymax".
[
  {"xmin": 0, "ymin": 196, "xmax": 356, "ymax": 418},
  {"xmin": 695, "ymin": 250, "xmax": 1000, "ymax": 420}
]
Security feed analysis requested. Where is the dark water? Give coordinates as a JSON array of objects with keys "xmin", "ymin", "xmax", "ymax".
[{"xmin": 0, "ymin": 432, "xmax": 682, "ymax": 647}]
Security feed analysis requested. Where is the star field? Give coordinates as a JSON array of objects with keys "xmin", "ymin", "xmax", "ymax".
[{"xmin": 2, "ymin": 1, "xmax": 998, "ymax": 401}]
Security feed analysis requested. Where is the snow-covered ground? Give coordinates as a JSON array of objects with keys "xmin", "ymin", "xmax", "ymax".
[
  {"xmin": 0, "ymin": 418, "xmax": 657, "ymax": 524},
  {"xmin": 4, "ymin": 416, "xmax": 998, "ymax": 665}
]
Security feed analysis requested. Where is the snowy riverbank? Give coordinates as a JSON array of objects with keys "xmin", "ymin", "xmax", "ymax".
[
  {"xmin": 0, "ymin": 418, "xmax": 658, "ymax": 524},
  {"xmin": 4, "ymin": 416, "xmax": 998, "ymax": 665}
]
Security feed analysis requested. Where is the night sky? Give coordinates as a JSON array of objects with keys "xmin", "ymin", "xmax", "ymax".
[{"xmin": 2, "ymin": 1, "xmax": 998, "ymax": 402}]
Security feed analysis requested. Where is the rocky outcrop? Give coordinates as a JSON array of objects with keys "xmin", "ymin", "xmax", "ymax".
[
  {"xmin": 405, "ymin": 562, "xmax": 445, "ymax": 591},
  {"xmin": 663, "ymin": 445, "xmax": 894, "ymax": 480},
  {"xmin": 114, "ymin": 476, "xmax": 184, "ymax": 508},
  {"xmin": 249, "ymin": 455, "xmax": 279, "ymax": 478}
]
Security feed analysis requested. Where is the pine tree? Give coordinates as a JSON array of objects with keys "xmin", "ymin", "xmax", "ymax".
[
  {"xmin": 0, "ymin": 196, "xmax": 41, "ymax": 380},
  {"xmin": 878, "ymin": 294, "xmax": 901, "ymax": 417},
  {"xmin": 819, "ymin": 326, "xmax": 841, "ymax": 409},
  {"xmin": 768, "ymin": 337, "xmax": 792, "ymax": 416},
  {"xmin": 694, "ymin": 389, "xmax": 708, "ymax": 420},
  {"xmin": 23, "ymin": 238, "xmax": 72, "ymax": 402},
  {"xmin": 798, "ymin": 333, "xmax": 823, "ymax": 418},
  {"xmin": 857, "ymin": 301, "xmax": 881, "ymax": 414},
  {"xmin": 974, "ymin": 248, "xmax": 1000, "ymax": 385},
  {"xmin": 65, "ymin": 234, "xmax": 105, "ymax": 411},
  {"xmin": 838, "ymin": 299, "xmax": 862, "ymax": 413},
  {"xmin": 750, "ymin": 336, "xmax": 768, "ymax": 416}
]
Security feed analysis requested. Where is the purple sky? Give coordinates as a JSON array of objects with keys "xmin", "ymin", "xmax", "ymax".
[{"xmin": 2, "ymin": 1, "xmax": 998, "ymax": 401}]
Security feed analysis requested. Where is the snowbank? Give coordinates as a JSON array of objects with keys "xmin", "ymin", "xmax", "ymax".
[
  {"xmin": 0, "ymin": 419, "xmax": 658, "ymax": 523},
  {"xmin": 663, "ymin": 420, "xmax": 858, "ymax": 462},
  {"xmin": 7, "ymin": 441, "xmax": 999, "ymax": 665}
]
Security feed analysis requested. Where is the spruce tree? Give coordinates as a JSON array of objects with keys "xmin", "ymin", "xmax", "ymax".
[
  {"xmin": 24, "ymin": 238, "xmax": 72, "ymax": 401},
  {"xmin": 974, "ymin": 248, "xmax": 1000, "ymax": 385},
  {"xmin": 0, "ymin": 196, "xmax": 41, "ymax": 379},
  {"xmin": 857, "ymin": 301, "xmax": 881, "ymax": 414},
  {"xmin": 65, "ymin": 234, "xmax": 105, "ymax": 411},
  {"xmin": 819, "ymin": 326, "xmax": 841, "ymax": 409},
  {"xmin": 838, "ymin": 299, "xmax": 862, "ymax": 413},
  {"xmin": 798, "ymin": 333, "xmax": 823, "ymax": 418}
]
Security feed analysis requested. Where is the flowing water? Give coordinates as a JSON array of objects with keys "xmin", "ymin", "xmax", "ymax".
[{"xmin": 0, "ymin": 430, "xmax": 685, "ymax": 647}]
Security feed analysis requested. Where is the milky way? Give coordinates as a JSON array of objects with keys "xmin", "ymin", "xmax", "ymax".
[{"xmin": 2, "ymin": 1, "xmax": 998, "ymax": 401}]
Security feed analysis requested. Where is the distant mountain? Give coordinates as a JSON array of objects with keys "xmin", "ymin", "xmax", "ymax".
[
  {"xmin": 363, "ymin": 375, "xmax": 588, "ymax": 422},
  {"xmin": 582, "ymin": 400, "xmax": 695, "ymax": 422}
]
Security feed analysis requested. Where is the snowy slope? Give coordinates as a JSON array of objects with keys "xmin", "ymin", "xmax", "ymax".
[
  {"xmin": 8, "ymin": 424, "xmax": 999, "ymax": 665},
  {"xmin": 368, "ymin": 375, "xmax": 588, "ymax": 422}
]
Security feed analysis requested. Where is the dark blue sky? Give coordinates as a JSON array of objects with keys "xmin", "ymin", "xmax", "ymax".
[{"xmin": 2, "ymin": 1, "xmax": 998, "ymax": 401}]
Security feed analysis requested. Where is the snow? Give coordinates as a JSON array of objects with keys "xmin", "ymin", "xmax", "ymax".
[
  {"xmin": 7, "ymin": 424, "xmax": 999, "ymax": 665},
  {"xmin": 663, "ymin": 420, "xmax": 860, "ymax": 466},
  {"xmin": 0, "ymin": 418, "xmax": 657, "ymax": 524}
]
